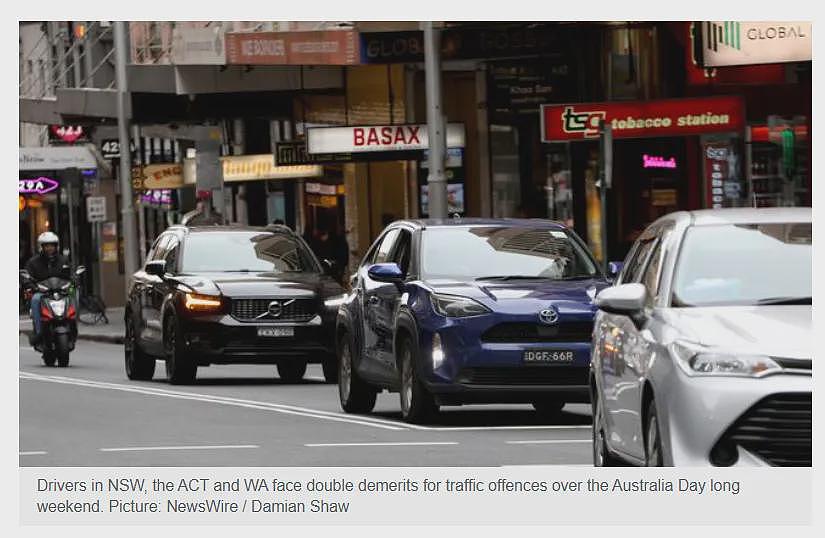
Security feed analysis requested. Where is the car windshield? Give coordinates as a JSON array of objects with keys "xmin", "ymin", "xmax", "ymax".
[
  {"xmin": 421, "ymin": 226, "xmax": 599, "ymax": 280},
  {"xmin": 181, "ymin": 232, "xmax": 319, "ymax": 273},
  {"xmin": 672, "ymin": 222, "xmax": 812, "ymax": 307}
]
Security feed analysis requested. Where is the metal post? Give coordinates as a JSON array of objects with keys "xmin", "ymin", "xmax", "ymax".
[
  {"xmin": 132, "ymin": 125, "xmax": 147, "ymax": 262},
  {"xmin": 598, "ymin": 121, "xmax": 612, "ymax": 271},
  {"xmin": 114, "ymin": 21, "xmax": 139, "ymax": 281},
  {"xmin": 52, "ymin": 22, "xmax": 67, "ymax": 89},
  {"xmin": 83, "ymin": 22, "xmax": 94, "ymax": 88},
  {"xmin": 65, "ymin": 173, "xmax": 78, "ymax": 260},
  {"xmin": 422, "ymin": 22, "xmax": 448, "ymax": 219},
  {"xmin": 70, "ymin": 25, "xmax": 82, "ymax": 88}
]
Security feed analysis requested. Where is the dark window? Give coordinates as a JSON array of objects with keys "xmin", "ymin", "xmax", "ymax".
[
  {"xmin": 181, "ymin": 231, "xmax": 319, "ymax": 273},
  {"xmin": 672, "ymin": 223, "xmax": 811, "ymax": 307},
  {"xmin": 421, "ymin": 226, "xmax": 598, "ymax": 281},
  {"xmin": 373, "ymin": 229, "xmax": 401, "ymax": 265},
  {"xmin": 392, "ymin": 230, "xmax": 412, "ymax": 275},
  {"xmin": 621, "ymin": 237, "xmax": 657, "ymax": 284}
]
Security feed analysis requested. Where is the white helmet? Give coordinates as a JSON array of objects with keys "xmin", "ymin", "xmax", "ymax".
[{"xmin": 37, "ymin": 231, "xmax": 59, "ymax": 249}]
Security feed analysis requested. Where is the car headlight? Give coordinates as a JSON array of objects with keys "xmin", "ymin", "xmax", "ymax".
[
  {"xmin": 670, "ymin": 341, "xmax": 781, "ymax": 378},
  {"xmin": 324, "ymin": 294, "xmax": 348, "ymax": 309},
  {"xmin": 183, "ymin": 292, "xmax": 223, "ymax": 312},
  {"xmin": 432, "ymin": 333, "xmax": 445, "ymax": 368},
  {"xmin": 430, "ymin": 293, "xmax": 490, "ymax": 318}
]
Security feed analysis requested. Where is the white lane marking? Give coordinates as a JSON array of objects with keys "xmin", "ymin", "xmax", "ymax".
[
  {"xmin": 18, "ymin": 369, "xmax": 591, "ymax": 433},
  {"xmin": 19, "ymin": 372, "xmax": 405, "ymax": 431},
  {"xmin": 100, "ymin": 444, "xmax": 259, "ymax": 452},
  {"xmin": 423, "ymin": 425, "xmax": 591, "ymax": 431},
  {"xmin": 506, "ymin": 439, "xmax": 591, "ymax": 445},
  {"xmin": 305, "ymin": 442, "xmax": 459, "ymax": 448},
  {"xmin": 19, "ymin": 451, "xmax": 48, "ymax": 456}
]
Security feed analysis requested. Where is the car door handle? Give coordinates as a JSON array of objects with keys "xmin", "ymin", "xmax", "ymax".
[{"xmin": 368, "ymin": 296, "xmax": 380, "ymax": 306}]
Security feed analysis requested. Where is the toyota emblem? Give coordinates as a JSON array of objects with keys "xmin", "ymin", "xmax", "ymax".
[
  {"xmin": 268, "ymin": 300, "xmax": 282, "ymax": 318},
  {"xmin": 539, "ymin": 307, "xmax": 559, "ymax": 325}
]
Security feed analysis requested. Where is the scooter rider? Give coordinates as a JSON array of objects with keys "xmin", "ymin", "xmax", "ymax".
[{"xmin": 25, "ymin": 232, "xmax": 71, "ymax": 346}]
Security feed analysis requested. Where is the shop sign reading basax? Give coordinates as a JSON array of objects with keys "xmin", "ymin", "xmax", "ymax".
[
  {"xmin": 541, "ymin": 96, "xmax": 745, "ymax": 142},
  {"xmin": 307, "ymin": 124, "xmax": 466, "ymax": 154}
]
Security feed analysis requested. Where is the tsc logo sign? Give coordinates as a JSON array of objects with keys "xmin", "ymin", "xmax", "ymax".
[{"xmin": 561, "ymin": 107, "xmax": 606, "ymax": 138}]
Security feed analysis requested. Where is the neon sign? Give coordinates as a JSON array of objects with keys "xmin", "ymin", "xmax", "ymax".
[
  {"xmin": 642, "ymin": 154, "xmax": 677, "ymax": 169},
  {"xmin": 19, "ymin": 177, "xmax": 59, "ymax": 195}
]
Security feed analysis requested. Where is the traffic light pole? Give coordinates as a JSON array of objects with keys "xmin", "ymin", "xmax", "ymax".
[
  {"xmin": 114, "ymin": 21, "xmax": 139, "ymax": 282},
  {"xmin": 598, "ymin": 121, "xmax": 613, "ymax": 272}
]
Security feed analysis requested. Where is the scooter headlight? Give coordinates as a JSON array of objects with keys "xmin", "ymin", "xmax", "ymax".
[{"xmin": 48, "ymin": 299, "xmax": 66, "ymax": 317}]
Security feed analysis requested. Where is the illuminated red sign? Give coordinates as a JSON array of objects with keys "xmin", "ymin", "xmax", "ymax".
[
  {"xmin": 541, "ymin": 96, "xmax": 746, "ymax": 142},
  {"xmin": 50, "ymin": 125, "xmax": 86, "ymax": 143},
  {"xmin": 643, "ymin": 154, "xmax": 678, "ymax": 169}
]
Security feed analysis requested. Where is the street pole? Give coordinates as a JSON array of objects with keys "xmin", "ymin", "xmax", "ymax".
[
  {"xmin": 598, "ymin": 121, "xmax": 613, "ymax": 271},
  {"xmin": 83, "ymin": 22, "xmax": 94, "ymax": 88},
  {"xmin": 422, "ymin": 21, "xmax": 448, "ymax": 219},
  {"xmin": 114, "ymin": 21, "xmax": 139, "ymax": 282}
]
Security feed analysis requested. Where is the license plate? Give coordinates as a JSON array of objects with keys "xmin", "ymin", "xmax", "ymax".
[
  {"xmin": 257, "ymin": 327, "xmax": 294, "ymax": 338},
  {"xmin": 523, "ymin": 350, "xmax": 574, "ymax": 363}
]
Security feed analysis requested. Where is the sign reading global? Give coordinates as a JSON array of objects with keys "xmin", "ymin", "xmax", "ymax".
[{"xmin": 19, "ymin": 177, "xmax": 59, "ymax": 195}]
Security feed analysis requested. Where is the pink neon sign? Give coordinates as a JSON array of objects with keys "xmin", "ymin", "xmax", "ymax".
[
  {"xmin": 643, "ymin": 154, "xmax": 677, "ymax": 169},
  {"xmin": 19, "ymin": 177, "xmax": 59, "ymax": 195}
]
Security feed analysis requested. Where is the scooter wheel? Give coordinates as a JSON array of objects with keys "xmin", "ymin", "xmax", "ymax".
[{"xmin": 42, "ymin": 353, "xmax": 56, "ymax": 367}]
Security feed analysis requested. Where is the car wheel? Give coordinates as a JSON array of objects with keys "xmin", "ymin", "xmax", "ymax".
[
  {"xmin": 321, "ymin": 354, "xmax": 338, "ymax": 383},
  {"xmin": 277, "ymin": 360, "xmax": 308, "ymax": 383},
  {"xmin": 645, "ymin": 400, "xmax": 664, "ymax": 467},
  {"xmin": 164, "ymin": 315, "xmax": 196, "ymax": 385},
  {"xmin": 338, "ymin": 334, "xmax": 377, "ymax": 414},
  {"xmin": 399, "ymin": 336, "xmax": 438, "ymax": 424},
  {"xmin": 532, "ymin": 400, "xmax": 565, "ymax": 419},
  {"xmin": 592, "ymin": 393, "xmax": 622, "ymax": 466},
  {"xmin": 125, "ymin": 314, "xmax": 155, "ymax": 381}
]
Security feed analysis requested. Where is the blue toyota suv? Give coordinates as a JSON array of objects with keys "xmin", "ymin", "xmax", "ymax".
[{"xmin": 335, "ymin": 218, "xmax": 613, "ymax": 423}]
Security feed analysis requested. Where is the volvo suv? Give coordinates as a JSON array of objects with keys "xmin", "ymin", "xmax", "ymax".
[{"xmin": 125, "ymin": 224, "xmax": 345, "ymax": 384}]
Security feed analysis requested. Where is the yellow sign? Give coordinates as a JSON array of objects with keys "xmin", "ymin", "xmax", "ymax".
[
  {"xmin": 135, "ymin": 163, "xmax": 184, "ymax": 190},
  {"xmin": 102, "ymin": 241, "xmax": 119, "ymax": 262},
  {"xmin": 19, "ymin": 195, "xmax": 26, "ymax": 212},
  {"xmin": 220, "ymin": 154, "xmax": 323, "ymax": 183}
]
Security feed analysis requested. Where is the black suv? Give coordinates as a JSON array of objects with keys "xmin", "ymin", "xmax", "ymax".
[{"xmin": 125, "ymin": 225, "xmax": 345, "ymax": 384}]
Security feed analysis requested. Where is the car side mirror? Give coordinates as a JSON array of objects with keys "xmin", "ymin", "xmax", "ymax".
[
  {"xmin": 595, "ymin": 283, "xmax": 647, "ymax": 317},
  {"xmin": 75, "ymin": 265, "xmax": 86, "ymax": 276},
  {"xmin": 367, "ymin": 263, "xmax": 404, "ymax": 284},
  {"xmin": 145, "ymin": 260, "xmax": 167, "ymax": 278},
  {"xmin": 607, "ymin": 261, "xmax": 624, "ymax": 278}
]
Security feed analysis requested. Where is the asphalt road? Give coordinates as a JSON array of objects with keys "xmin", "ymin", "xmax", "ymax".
[{"xmin": 19, "ymin": 337, "xmax": 594, "ymax": 467}]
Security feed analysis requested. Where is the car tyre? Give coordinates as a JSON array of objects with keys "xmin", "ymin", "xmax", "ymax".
[
  {"xmin": 338, "ymin": 334, "xmax": 377, "ymax": 414},
  {"xmin": 592, "ymin": 392, "xmax": 622, "ymax": 466},
  {"xmin": 125, "ymin": 313, "xmax": 155, "ymax": 381},
  {"xmin": 399, "ymin": 336, "xmax": 438, "ymax": 424},
  {"xmin": 277, "ymin": 360, "xmax": 308, "ymax": 383},
  {"xmin": 645, "ymin": 400, "xmax": 664, "ymax": 467},
  {"xmin": 164, "ymin": 315, "xmax": 196, "ymax": 385}
]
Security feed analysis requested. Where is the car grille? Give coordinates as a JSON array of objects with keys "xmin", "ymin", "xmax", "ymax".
[
  {"xmin": 481, "ymin": 322, "xmax": 593, "ymax": 343},
  {"xmin": 230, "ymin": 298, "xmax": 316, "ymax": 322},
  {"xmin": 714, "ymin": 393, "xmax": 811, "ymax": 466},
  {"xmin": 456, "ymin": 366, "xmax": 588, "ymax": 386}
]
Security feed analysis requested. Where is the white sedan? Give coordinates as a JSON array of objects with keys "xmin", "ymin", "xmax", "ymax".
[{"xmin": 590, "ymin": 207, "xmax": 811, "ymax": 466}]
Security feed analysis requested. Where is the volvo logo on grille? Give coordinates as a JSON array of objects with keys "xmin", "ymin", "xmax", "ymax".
[
  {"xmin": 268, "ymin": 300, "xmax": 282, "ymax": 318},
  {"xmin": 539, "ymin": 307, "xmax": 559, "ymax": 325}
]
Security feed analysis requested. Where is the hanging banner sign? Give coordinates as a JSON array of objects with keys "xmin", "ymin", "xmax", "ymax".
[
  {"xmin": 132, "ymin": 163, "xmax": 184, "ymax": 190},
  {"xmin": 307, "ymin": 123, "xmax": 466, "ymax": 154},
  {"xmin": 19, "ymin": 177, "xmax": 59, "ymax": 195},
  {"xmin": 541, "ymin": 96, "xmax": 746, "ymax": 142}
]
